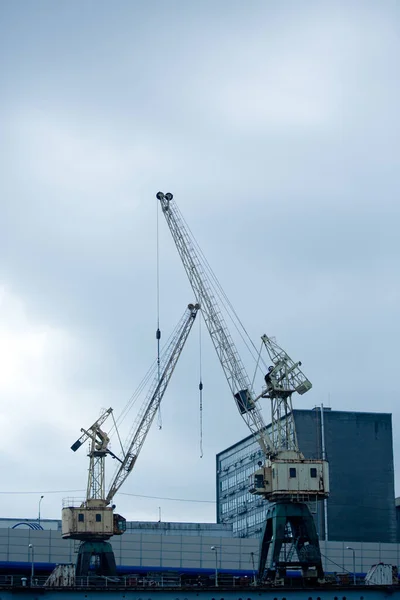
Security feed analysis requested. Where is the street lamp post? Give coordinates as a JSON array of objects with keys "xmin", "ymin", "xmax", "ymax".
[
  {"xmin": 211, "ymin": 546, "xmax": 218, "ymax": 587},
  {"xmin": 38, "ymin": 495, "xmax": 44, "ymax": 528},
  {"xmin": 28, "ymin": 544, "xmax": 34, "ymax": 586},
  {"xmin": 346, "ymin": 546, "xmax": 356, "ymax": 585}
]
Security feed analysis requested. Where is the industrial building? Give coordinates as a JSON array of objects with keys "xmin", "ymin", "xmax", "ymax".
[{"xmin": 216, "ymin": 408, "xmax": 396, "ymax": 543}]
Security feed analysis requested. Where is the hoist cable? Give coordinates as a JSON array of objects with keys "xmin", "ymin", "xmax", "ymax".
[
  {"xmin": 177, "ymin": 204, "xmax": 263, "ymax": 367},
  {"xmin": 156, "ymin": 194, "xmax": 160, "ymax": 333},
  {"xmin": 108, "ymin": 322, "xmax": 183, "ymax": 436},
  {"xmin": 199, "ymin": 312, "xmax": 203, "ymax": 458},
  {"xmin": 110, "ymin": 362, "xmax": 155, "ymax": 431},
  {"xmin": 156, "ymin": 198, "xmax": 162, "ymax": 430},
  {"xmin": 109, "ymin": 312, "xmax": 191, "ymax": 453},
  {"xmin": 176, "ymin": 205, "xmax": 269, "ymax": 382}
]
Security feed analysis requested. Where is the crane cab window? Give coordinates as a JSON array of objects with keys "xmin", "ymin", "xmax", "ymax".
[
  {"xmin": 96, "ymin": 514, "xmax": 102, "ymax": 522},
  {"xmin": 78, "ymin": 514, "xmax": 84, "ymax": 522},
  {"xmin": 289, "ymin": 467, "xmax": 297, "ymax": 478},
  {"xmin": 310, "ymin": 468, "xmax": 317, "ymax": 478},
  {"xmin": 254, "ymin": 474, "xmax": 264, "ymax": 488}
]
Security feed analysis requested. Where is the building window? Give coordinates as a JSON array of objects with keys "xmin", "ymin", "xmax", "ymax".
[
  {"xmin": 96, "ymin": 514, "xmax": 102, "ymax": 522},
  {"xmin": 78, "ymin": 514, "xmax": 84, "ymax": 522},
  {"xmin": 237, "ymin": 469, "xmax": 246, "ymax": 483},
  {"xmin": 289, "ymin": 467, "xmax": 297, "ymax": 478},
  {"xmin": 256, "ymin": 511, "xmax": 264, "ymax": 524},
  {"xmin": 228, "ymin": 498, "xmax": 237, "ymax": 511},
  {"xmin": 310, "ymin": 467, "xmax": 317, "ymax": 478},
  {"xmin": 247, "ymin": 514, "xmax": 256, "ymax": 526}
]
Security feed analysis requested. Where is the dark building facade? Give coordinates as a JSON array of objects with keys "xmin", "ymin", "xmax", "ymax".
[
  {"xmin": 396, "ymin": 497, "xmax": 400, "ymax": 541},
  {"xmin": 216, "ymin": 408, "xmax": 396, "ymax": 543}
]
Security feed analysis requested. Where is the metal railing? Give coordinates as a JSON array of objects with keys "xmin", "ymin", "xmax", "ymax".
[
  {"xmin": 0, "ymin": 572, "xmax": 389, "ymax": 589},
  {"xmin": 0, "ymin": 573, "xmax": 255, "ymax": 589},
  {"xmin": 62, "ymin": 497, "xmax": 85, "ymax": 508}
]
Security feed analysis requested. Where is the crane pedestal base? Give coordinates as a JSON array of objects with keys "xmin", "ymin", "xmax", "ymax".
[
  {"xmin": 258, "ymin": 501, "xmax": 323, "ymax": 583},
  {"xmin": 75, "ymin": 541, "xmax": 117, "ymax": 577}
]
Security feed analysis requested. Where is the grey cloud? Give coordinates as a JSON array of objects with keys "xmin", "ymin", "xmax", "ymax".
[{"xmin": 0, "ymin": 0, "xmax": 398, "ymax": 522}]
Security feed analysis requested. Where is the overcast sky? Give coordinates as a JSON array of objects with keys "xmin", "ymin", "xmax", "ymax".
[{"xmin": 0, "ymin": 1, "xmax": 399, "ymax": 526}]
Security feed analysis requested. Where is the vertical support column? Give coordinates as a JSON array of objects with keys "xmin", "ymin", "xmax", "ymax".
[{"xmin": 320, "ymin": 404, "xmax": 328, "ymax": 541}]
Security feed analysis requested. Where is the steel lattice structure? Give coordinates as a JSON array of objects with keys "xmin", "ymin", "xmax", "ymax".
[
  {"xmin": 106, "ymin": 303, "xmax": 199, "ymax": 502},
  {"xmin": 156, "ymin": 191, "xmax": 329, "ymax": 583},
  {"xmin": 157, "ymin": 192, "xmax": 274, "ymax": 457}
]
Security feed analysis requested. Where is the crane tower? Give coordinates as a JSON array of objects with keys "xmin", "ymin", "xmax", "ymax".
[
  {"xmin": 62, "ymin": 303, "xmax": 200, "ymax": 576},
  {"xmin": 156, "ymin": 192, "xmax": 329, "ymax": 583}
]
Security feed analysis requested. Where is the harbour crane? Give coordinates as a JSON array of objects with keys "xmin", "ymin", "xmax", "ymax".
[
  {"xmin": 156, "ymin": 192, "xmax": 329, "ymax": 583},
  {"xmin": 62, "ymin": 303, "xmax": 200, "ymax": 577}
]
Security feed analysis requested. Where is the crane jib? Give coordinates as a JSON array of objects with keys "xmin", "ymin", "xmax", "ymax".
[
  {"xmin": 105, "ymin": 302, "xmax": 200, "ymax": 503},
  {"xmin": 156, "ymin": 191, "xmax": 273, "ymax": 455}
]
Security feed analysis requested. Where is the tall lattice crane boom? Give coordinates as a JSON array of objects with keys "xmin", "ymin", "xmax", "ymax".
[
  {"xmin": 106, "ymin": 302, "xmax": 200, "ymax": 502},
  {"xmin": 157, "ymin": 192, "xmax": 273, "ymax": 457}
]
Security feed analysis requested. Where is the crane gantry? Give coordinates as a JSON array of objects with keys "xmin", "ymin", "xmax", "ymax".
[
  {"xmin": 156, "ymin": 192, "xmax": 329, "ymax": 583},
  {"xmin": 62, "ymin": 302, "xmax": 200, "ymax": 577}
]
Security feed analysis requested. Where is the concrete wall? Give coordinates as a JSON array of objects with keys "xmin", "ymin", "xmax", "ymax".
[
  {"xmin": 0, "ymin": 528, "xmax": 255, "ymax": 572},
  {"xmin": 0, "ymin": 529, "xmax": 400, "ymax": 575}
]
